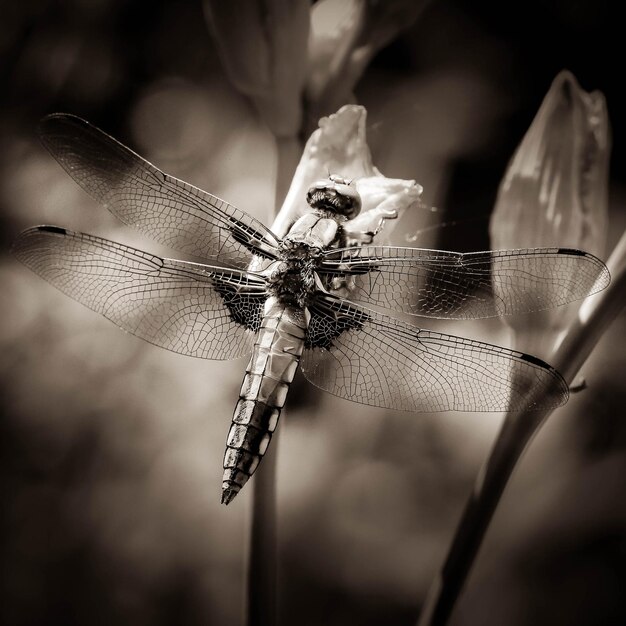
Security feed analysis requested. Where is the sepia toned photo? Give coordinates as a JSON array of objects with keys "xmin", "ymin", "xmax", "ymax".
[{"xmin": 1, "ymin": 2, "xmax": 624, "ymax": 625}]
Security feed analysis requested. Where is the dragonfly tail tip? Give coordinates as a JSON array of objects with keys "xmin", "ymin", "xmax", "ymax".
[{"xmin": 221, "ymin": 485, "xmax": 240, "ymax": 506}]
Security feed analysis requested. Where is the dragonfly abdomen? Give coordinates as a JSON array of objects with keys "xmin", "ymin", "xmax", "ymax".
[{"xmin": 221, "ymin": 296, "xmax": 310, "ymax": 505}]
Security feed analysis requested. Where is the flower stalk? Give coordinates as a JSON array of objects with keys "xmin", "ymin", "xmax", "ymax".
[
  {"xmin": 416, "ymin": 230, "xmax": 625, "ymax": 626},
  {"xmin": 417, "ymin": 71, "xmax": 617, "ymax": 626},
  {"xmin": 246, "ymin": 433, "xmax": 280, "ymax": 626},
  {"xmin": 244, "ymin": 135, "xmax": 303, "ymax": 626}
]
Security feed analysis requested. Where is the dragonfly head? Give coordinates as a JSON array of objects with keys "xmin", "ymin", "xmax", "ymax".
[{"xmin": 306, "ymin": 175, "xmax": 361, "ymax": 219}]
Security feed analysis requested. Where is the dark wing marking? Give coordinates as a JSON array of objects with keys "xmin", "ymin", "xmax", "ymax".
[
  {"xmin": 319, "ymin": 246, "xmax": 610, "ymax": 318},
  {"xmin": 39, "ymin": 113, "xmax": 280, "ymax": 267},
  {"xmin": 13, "ymin": 226, "xmax": 268, "ymax": 360},
  {"xmin": 302, "ymin": 294, "xmax": 568, "ymax": 412}
]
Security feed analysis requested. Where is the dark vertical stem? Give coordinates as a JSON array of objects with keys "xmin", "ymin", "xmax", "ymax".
[
  {"xmin": 245, "ymin": 136, "xmax": 302, "ymax": 626},
  {"xmin": 246, "ymin": 430, "xmax": 279, "ymax": 626},
  {"xmin": 273, "ymin": 138, "xmax": 302, "ymax": 216}
]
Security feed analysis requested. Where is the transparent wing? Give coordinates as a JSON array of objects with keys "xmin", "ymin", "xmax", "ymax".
[
  {"xmin": 319, "ymin": 246, "xmax": 610, "ymax": 318},
  {"xmin": 13, "ymin": 226, "xmax": 268, "ymax": 360},
  {"xmin": 302, "ymin": 294, "xmax": 568, "ymax": 412},
  {"xmin": 39, "ymin": 113, "xmax": 280, "ymax": 268}
]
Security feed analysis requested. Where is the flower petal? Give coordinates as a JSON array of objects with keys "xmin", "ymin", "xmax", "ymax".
[{"xmin": 271, "ymin": 104, "xmax": 421, "ymax": 241}]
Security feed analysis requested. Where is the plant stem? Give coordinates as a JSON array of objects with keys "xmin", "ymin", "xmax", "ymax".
[
  {"xmin": 246, "ymin": 430, "xmax": 279, "ymax": 626},
  {"xmin": 417, "ymin": 230, "xmax": 626, "ymax": 626},
  {"xmin": 417, "ymin": 408, "xmax": 545, "ymax": 626},
  {"xmin": 245, "ymin": 135, "xmax": 302, "ymax": 626},
  {"xmin": 274, "ymin": 137, "xmax": 304, "ymax": 218}
]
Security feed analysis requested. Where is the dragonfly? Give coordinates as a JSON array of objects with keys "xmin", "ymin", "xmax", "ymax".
[{"xmin": 13, "ymin": 114, "xmax": 610, "ymax": 505}]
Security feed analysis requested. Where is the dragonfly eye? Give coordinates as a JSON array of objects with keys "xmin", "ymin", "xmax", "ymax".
[{"xmin": 306, "ymin": 178, "xmax": 361, "ymax": 218}]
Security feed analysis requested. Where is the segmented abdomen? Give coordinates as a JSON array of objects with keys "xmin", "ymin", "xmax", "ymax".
[{"xmin": 221, "ymin": 296, "xmax": 309, "ymax": 504}]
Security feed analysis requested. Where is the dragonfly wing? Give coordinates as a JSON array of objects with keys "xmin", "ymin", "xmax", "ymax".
[
  {"xmin": 13, "ymin": 226, "xmax": 268, "ymax": 360},
  {"xmin": 319, "ymin": 246, "xmax": 610, "ymax": 318},
  {"xmin": 301, "ymin": 294, "xmax": 568, "ymax": 412},
  {"xmin": 39, "ymin": 113, "xmax": 280, "ymax": 268}
]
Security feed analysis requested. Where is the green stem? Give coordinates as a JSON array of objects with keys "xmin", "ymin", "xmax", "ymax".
[
  {"xmin": 245, "ymin": 135, "xmax": 302, "ymax": 626},
  {"xmin": 417, "ymin": 229, "xmax": 626, "ymax": 626}
]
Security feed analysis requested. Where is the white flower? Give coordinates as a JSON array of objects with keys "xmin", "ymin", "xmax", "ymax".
[{"xmin": 270, "ymin": 104, "xmax": 422, "ymax": 240}]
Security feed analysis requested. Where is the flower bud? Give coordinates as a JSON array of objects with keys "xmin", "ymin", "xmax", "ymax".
[
  {"xmin": 306, "ymin": 0, "xmax": 429, "ymax": 129},
  {"xmin": 490, "ymin": 70, "xmax": 610, "ymax": 357},
  {"xmin": 204, "ymin": 0, "xmax": 310, "ymax": 137}
]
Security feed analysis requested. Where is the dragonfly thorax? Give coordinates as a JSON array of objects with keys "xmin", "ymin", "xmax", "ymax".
[{"xmin": 264, "ymin": 252, "xmax": 319, "ymax": 307}]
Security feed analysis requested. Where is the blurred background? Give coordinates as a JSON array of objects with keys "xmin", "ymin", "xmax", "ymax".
[{"xmin": 1, "ymin": 1, "xmax": 625, "ymax": 625}]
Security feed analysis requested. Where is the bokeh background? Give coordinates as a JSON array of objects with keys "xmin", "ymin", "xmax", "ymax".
[{"xmin": 1, "ymin": 1, "xmax": 625, "ymax": 625}]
